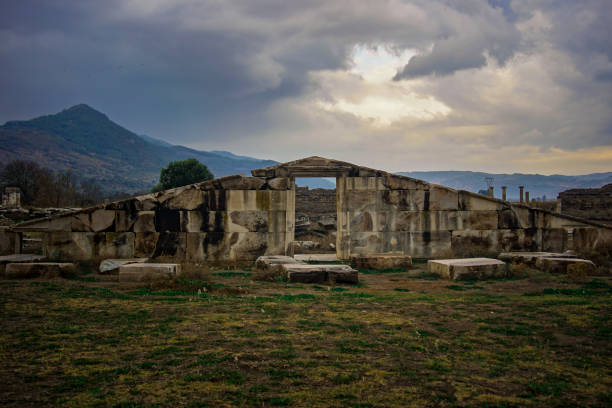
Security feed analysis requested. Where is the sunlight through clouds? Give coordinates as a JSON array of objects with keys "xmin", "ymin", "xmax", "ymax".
[{"xmin": 316, "ymin": 44, "xmax": 451, "ymax": 126}]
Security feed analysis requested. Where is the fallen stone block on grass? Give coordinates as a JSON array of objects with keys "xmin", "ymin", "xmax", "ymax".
[
  {"xmin": 281, "ymin": 264, "xmax": 358, "ymax": 284},
  {"xmin": 349, "ymin": 253, "xmax": 412, "ymax": 270},
  {"xmin": 0, "ymin": 254, "xmax": 47, "ymax": 275},
  {"xmin": 294, "ymin": 254, "xmax": 338, "ymax": 262},
  {"xmin": 534, "ymin": 257, "xmax": 596, "ymax": 275},
  {"xmin": 4, "ymin": 262, "xmax": 77, "ymax": 279},
  {"xmin": 99, "ymin": 258, "xmax": 149, "ymax": 275},
  {"xmin": 255, "ymin": 255, "xmax": 303, "ymax": 270},
  {"xmin": 118, "ymin": 263, "xmax": 180, "ymax": 282},
  {"xmin": 498, "ymin": 252, "xmax": 576, "ymax": 266},
  {"xmin": 428, "ymin": 258, "xmax": 506, "ymax": 280}
]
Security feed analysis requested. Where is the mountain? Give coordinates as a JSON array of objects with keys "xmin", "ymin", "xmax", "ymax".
[
  {"xmin": 0, "ymin": 104, "xmax": 277, "ymax": 192},
  {"xmin": 398, "ymin": 170, "xmax": 612, "ymax": 200},
  {"xmin": 138, "ymin": 134, "xmax": 174, "ymax": 148}
]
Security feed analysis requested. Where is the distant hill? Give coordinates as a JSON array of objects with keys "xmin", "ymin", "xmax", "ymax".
[
  {"xmin": 398, "ymin": 171, "xmax": 612, "ymax": 200},
  {"xmin": 0, "ymin": 104, "xmax": 277, "ymax": 192}
]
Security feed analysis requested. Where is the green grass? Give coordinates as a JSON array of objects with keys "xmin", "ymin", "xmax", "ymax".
[{"xmin": 0, "ymin": 275, "xmax": 610, "ymax": 407}]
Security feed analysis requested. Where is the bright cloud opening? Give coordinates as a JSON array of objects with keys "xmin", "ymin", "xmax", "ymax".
[{"xmin": 316, "ymin": 44, "xmax": 451, "ymax": 126}]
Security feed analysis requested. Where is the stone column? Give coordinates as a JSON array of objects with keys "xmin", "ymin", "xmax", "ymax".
[
  {"xmin": 519, "ymin": 186, "xmax": 524, "ymax": 203},
  {"xmin": 525, "ymin": 191, "xmax": 530, "ymax": 203},
  {"xmin": 488, "ymin": 186, "xmax": 494, "ymax": 198},
  {"xmin": 501, "ymin": 186, "xmax": 507, "ymax": 201}
]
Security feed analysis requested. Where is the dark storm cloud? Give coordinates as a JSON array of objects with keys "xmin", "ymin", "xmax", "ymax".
[
  {"xmin": 393, "ymin": 1, "xmax": 521, "ymax": 79},
  {"xmin": 0, "ymin": 0, "xmax": 610, "ymax": 171}
]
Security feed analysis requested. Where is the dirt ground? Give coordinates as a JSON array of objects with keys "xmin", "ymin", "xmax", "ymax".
[{"xmin": 0, "ymin": 262, "xmax": 610, "ymax": 407}]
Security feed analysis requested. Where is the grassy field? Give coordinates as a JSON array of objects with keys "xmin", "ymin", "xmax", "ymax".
[{"xmin": 0, "ymin": 264, "xmax": 610, "ymax": 407}]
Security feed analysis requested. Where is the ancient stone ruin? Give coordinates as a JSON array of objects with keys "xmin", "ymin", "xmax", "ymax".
[
  {"xmin": 558, "ymin": 183, "xmax": 612, "ymax": 225},
  {"xmin": 1, "ymin": 187, "xmax": 21, "ymax": 208},
  {"xmin": 3, "ymin": 156, "xmax": 612, "ymax": 262}
]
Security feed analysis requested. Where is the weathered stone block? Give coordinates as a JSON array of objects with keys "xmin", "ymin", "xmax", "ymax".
[
  {"xmin": 0, "ymin": 227, "xmax": 17, "ymax": 255},
  {"xmin": 97, "ymin": 232, "xmax": 135, "ymax": 259},
  {"xmin": 285, "ymin": 266, "xmax": 327, "ymax": 283},
  {"xmin": 115, "ymin": 210, "xmax": 138, "ymax": 232},
  {"xmin": 228, "ymin": 211, "xmax": 268, "ymax": 232},
  {"xmin": 182, "ymin": 211, "xmax": 227, "ymax": 233},
  {"xmin": 162, "ymin": 187, "xmax": 206, "ymax": 210},
  {"xmin": 99, "ymin": 258, "xmax": 148, "ymax": 274},
  {"xmin": 350, "ymin": 253, "xmax": 412, "ymax": 270},
  {"xmin": 217, "ymin": 176, "xmax": 266, "ymax": 190},
  {"xmin": 405, "ymin": 231, "xmax": 452, "ymax": 258},
  {"xmin": 267, "ymin": 211, "xmax": 288, "ymax": 233},
  {"xmin": 428, "ymin": 258, "xmax": 506, "ymax": 280},
  {"xmin": 134, "ymin": 232, "xmax": 159, "ymax": 258},
  {"xmin": 535, "ymin": 257, "xmax": 596, "ymax": 275},
  {"xmin": 294, "ymin": 254, "xmax": 338, "ymax": 262},
  {"xmin": 498, "ymin": 251, "xmax": 576, "ymax": 266},
  {"xmin": 380, "ymin": 190, "xmax": 426, "ymax": 211},
  {"xmin": 226, "ymin": 190, "xmax": 258, "ymax": 211},
  {"xmin": 429, "ymin": 186, "xmax": 458, "ymax": 210},
  {"xmin": 456, "ymin": 211, "xmax": 498, "ymax": 230},
  {"xmin": 346, "ymin": 177, "xmax": 381, "ymax": 191},
  {"xmin": 458, "ymin": 191, "xmax": 503, "ymax": 211},
  {"xmin": 44, "ymin": 232, "xmax": 94, "ymax": 261},
  {"xmin": 151, "ymin": 232, "xmax": 186, "ymax": 261},
  {"xmin": 134, "ymin": 194, "xmax": 159, "ymax": 211},
  {"xmin": 327, "ymin": 268, "xmax": 359, "ymax": 284},
  {"xmin": 382, "ymin": 174, "xmax": 429, "ymax": 190},
  {"xmin": 133, "ymin": 211, "xmax": 156, "ymax": 233},
  {"xmin": 91, "ymin": 210, "xmax": 116, "ymax": 232},
  {"xmin": 4, "ymin": 262, "xmax": 77, "ymax": 279},
  {"xmin": 185, "ymin": 232, "xmax": 207, "ymax": 262},
  {"xmin": 350, "ymin": 211, "xmax": 374, "ymax": 232},
  {"xmin": 0, "ymin": 254, "xmax": 46, "ymax": 274},
  {"xmin": 118, "ymin": 263, "xmax": 180, "ymax": 282},
  {"xmin": 266, "ymin": 177, "xmax": 291, "ymax": 190},
  {"xmin": 280, "ymin": 263, "xmax": 358, "ymax": 284},
  {"xmin": 541, "ymin": 228, "xmax": 567, "ymax": 252},
  {"xmin": 42, "ymin": 216, "xmax": 73, "ymax": 232},
  {"xmin": 255, "ymin": 255, "xmax": 302, "ymax": 277},
  {"xmin": 232, "ymin": 232, "xmax": 269, "ymax": 260},
  {"xmin": 346, "ymin": 191, "xmax": 378, "ymax": 212}
]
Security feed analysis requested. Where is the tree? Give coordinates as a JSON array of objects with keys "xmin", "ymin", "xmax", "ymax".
[
  {"xmin": 152, "ymin": 158, "xmax": 214, "ymax": 192},
  {"xmin": 0, "ymin": 160, "xmax": 47, "ymax": 205}
]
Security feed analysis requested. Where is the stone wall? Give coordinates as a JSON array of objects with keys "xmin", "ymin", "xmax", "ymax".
[
  {"xmin": 13, "ymin": 175, "xmax": 294, "ymax": 262},
  {"xmin": 10, "ymin": 156, "xmax": 612, "ymax": 262},
  {"xmin": 295, "ymin": 187, "xmax": 336, "ymax": 217},
  {"xmin": 337, "ymin": 175, "xmax": 612, "ymax": 259},
  {"xmin": 0, "ymin": 227, "xmax": 18, "ymax": 255},
  {"xmin": 558, "ymin": 184, "xmax": 612, "ymax": 224}
]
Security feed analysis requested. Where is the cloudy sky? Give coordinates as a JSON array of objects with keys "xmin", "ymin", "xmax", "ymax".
[{"xmin": 1, "ymin": 0, "xmax": 611, "ymax": 174}]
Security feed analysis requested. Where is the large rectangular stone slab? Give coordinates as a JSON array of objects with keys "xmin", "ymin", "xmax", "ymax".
[
  {"xmin": 0, "ymin": 254, "xmax": 47, "ymax": 275},
  {"xmin": 428, "ymin": 258, "xmax": 506, "ymax": 280},
  {"xmin": 294, "ymin": 254, "xmax": 338, "ymax": 262},
  {"xmin": 498, "ymin": 252, "xmax": 576, "ymax": 266},
  {"xmin": 118, "ymin": 263, "xmax": 180, "ymax": 282},
  {"xmin": 534, "ymin": 257, "xmax": 596, "ymax": 275},
  {"xmin": 255, "ymin": 255, "xmax": 302, "ymax": 271},
  {"xmin": 4, "ymin": 262, "xmax": 77, "ymax": 279},
  {"xmin": 99, "ymin": 258, "xmax": 149, "ymax": 275},
  {"xmin": 280, "ymin": 263, "xmax": 358, "ymax": 284},
  {"xmin": 349, "ymin": 253, "xmax": 412, "ymax": 270}
]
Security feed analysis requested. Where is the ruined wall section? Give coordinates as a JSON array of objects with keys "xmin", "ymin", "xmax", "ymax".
[
  {"xmin": 13, "ymin": 175, "xmax": 295, "ymax": 262},
  {"xmin": 558, "ymin": 184, "xmax": 612, "ymax": 224},
  {"xmin": 338, "ymin": 174, "xmax": 611, "ymax": 259}
]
